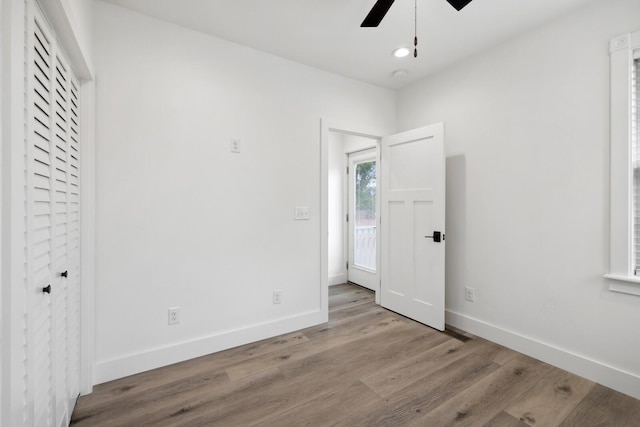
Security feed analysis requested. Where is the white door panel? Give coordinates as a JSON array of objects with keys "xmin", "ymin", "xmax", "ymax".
[{"xmin": 380, "ymin": 124, "xmax": 445, "ymax": 330}]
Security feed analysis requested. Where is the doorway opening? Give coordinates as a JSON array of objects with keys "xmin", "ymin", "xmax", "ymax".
[{"xmin": 323, "ymin": 124, "xmax": 381, "ymax": 308}]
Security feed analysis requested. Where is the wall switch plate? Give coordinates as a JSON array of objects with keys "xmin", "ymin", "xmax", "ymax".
[
  {"xmin": 168, "ymin": 307, "xmax": 181, "ymax": 324},
  {"xmin": 294, "ymin": 206, "xmax": 310, "ymax": 220},
  {"xmin": 273, "ymin": 290, "xmax": 282, "ymax": 304},
  {"xmin": 230, "ymin": 138, "xmax": 241, "ymax": 153},
  {"xmin": 464, "ymin": 287, "xmax": 475, "ymax": 302}
]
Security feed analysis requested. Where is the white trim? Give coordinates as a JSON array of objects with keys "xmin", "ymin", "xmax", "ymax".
[
  {"xmin": 2, "ymin": 1, "xmax": 28, "ymax": 425},
  {"xmin": 329, "ymin": 273, "xmax": 347, "ymax": 286},
  {"xmin": 446, "ymin": 310, "xmax": 640, "ymax": 400},
  {"xmin": 37, "ymin": 0, "xmax": 92, "ymax": 80},
  {"xmin": 0, "ymin": 0, "xmax": 4, "ymax": 418},
  {"xmin": 604, "ymin": 275, "xmax": 640, "ymax": 296},
  {"xmin": 603, "ymin": 273, "xmax": 640, "ymax": 285},
  {"xmin": 79, "ymin": 79, "xmax": 95, "ymax": 394},
  {"xmin": 606, "ymin": 30, "xmax": 640, "ymax": 295},
  {"xmin": 609, "ymin": 34, "xmax": 629, "ymax": 53},
  {"xmin": 94, "ymin": 310, "xmax": 324, "ymax": 384}
]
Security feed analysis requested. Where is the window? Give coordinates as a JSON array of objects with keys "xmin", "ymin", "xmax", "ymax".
[{"xmin": 605, "ymin": 30, "xmax": 640, "ymax": 295}]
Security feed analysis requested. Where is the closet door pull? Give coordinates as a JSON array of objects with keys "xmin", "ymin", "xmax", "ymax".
[
  {"xmin": 61, "ymin": 270, "xmax": 68, "ymax": 278},
  {"xmin": 43, "ymin": 284, "xmax": 52, "ymax": 294},
  {"xmin": 424, "ymin": 231, "xmax": 444, "ymax": 243}
]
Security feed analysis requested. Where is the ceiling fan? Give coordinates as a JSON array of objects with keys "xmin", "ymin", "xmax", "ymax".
[{"xmin": 361, "ymin": 0, "xmax": 473, "ymax": 27}]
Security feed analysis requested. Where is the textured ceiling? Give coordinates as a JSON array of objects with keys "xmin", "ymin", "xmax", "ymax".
[{"xmin": 102, "ymin": 0, "xmax": 601, "ymax": 89}]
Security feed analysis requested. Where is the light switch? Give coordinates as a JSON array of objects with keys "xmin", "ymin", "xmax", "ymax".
[
  {"xmin": 230, "ymin": 138, "xmax": 241, "ymax": 153},
  {"xmin": 294, "ymin": 206, "xmax": 310, "ymax": 220}
]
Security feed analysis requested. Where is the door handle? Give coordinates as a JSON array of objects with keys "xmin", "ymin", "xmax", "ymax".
[
  {"xmin": 43, "ymin": 284, "xmax": 52, "ymax": 294},
  {"xmin": 61, "ymin": 270, "xmax": 68, "ymax": 278},
  {"xmin": 425, "ymin": 231, "xmax": 444, "ymax": 242}
]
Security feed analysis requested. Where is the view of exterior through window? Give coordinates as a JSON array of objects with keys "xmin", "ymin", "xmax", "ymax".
[{"xmin": 354, "ymin": 160, "xmax": 376, "ymax": 270}]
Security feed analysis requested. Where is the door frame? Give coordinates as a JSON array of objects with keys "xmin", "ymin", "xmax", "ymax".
[
  {"xmin": 321, "ymin": 119, "xmax": 388, "ymax": 311},
  {"xmin": 347, "ymin": 148, "xmax": 379, "ymax": 291},
  {"xmin": 1, "ymin": 2, "xmax": 28, "ymax": 425}
]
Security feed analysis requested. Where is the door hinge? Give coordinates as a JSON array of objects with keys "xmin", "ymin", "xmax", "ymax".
[
  {"xmin": 346, "ymin": 166, "xmax": 349, "ymax": 174},
  {"xmin": 346, "ymin": 213, "xmax": 349, "ymax": 222},
  {"xmin": 346, "ymin": 261, "xmax": 349, "ymax": 270}
]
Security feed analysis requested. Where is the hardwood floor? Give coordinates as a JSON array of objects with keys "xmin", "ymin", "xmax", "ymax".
[{"xmin": 72, "ymin": 283, "xmax": 640, "ymax": 426}]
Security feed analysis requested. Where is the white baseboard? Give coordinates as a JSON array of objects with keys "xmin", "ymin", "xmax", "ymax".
[
  {"xmin": 93, "ymin": 310, "xmax": 326, "ymax": 386},
  {"xmin": 329, "ymin": 273, "xmax": 347, "ymax": 286},
  {"xmin": 446, "ymin": 310, "xmax": 640, "ymax": 400}
]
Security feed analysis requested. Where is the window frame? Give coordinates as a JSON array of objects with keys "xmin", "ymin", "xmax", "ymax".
[{"xmin": 605, "ymin": 30, "xmax": 640, "ymax": 296}]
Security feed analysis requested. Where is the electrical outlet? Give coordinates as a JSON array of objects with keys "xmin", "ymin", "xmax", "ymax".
[
  {"xmin": 168, "ymin": 307, "xmax": 180, "ymax": 325},
  {"xmin": 273, "ymin": 290, "xmax": 282, "ymax": 304},
  {"xmin": 464, "ymin": 287, "xmax": 475, "ymax": 302},
  {"xmin": 294, "ymin": 207, "xmax": 310, "ymax": 220}
]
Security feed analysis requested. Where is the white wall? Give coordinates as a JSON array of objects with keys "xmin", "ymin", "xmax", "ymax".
[
  {"xmin": 328, "ymin": 133, "xmax": 346, "ymax": 285},
  {"xmin": 93, "ymin": 1, "xmax": 396, "ymax": 383},
  {"xmin": 397, "ymin": 0, "xmax": 640, "ymax": 398}
]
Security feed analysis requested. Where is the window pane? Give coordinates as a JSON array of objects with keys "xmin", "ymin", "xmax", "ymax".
[{"xmin": 354, "ymin": 160, "xmax": 376, "ymax": 270}]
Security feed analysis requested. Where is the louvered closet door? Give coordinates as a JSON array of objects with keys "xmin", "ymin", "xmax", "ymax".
[
  {"xmin": 29, "ymin": 16, "xmax": 56, "ymax": 427},
  {"xmin": 26, "ymin": 5, "xmax": 81, "ymax": 426}
]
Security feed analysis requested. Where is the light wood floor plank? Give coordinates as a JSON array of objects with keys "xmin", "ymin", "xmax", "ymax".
[
  {"xmin": 71, "ymin": 284, "xmax": 640, "ymax": 426},
  {"xmin": 504, "ymin": 365, "xmax": 596, "ymax": 426},
  {"xmin": 409, "ymin": 354, "xmax": 553, "ymax": 426},
  {"xmin": 228, "ymin": 325, "xmax": 443, "ymax": 425},
  {"xmin": 139, "ymin": 367, "xmax": 285, "ymax": 427},
  {"xmin": 250, "ymin": 380, "xmax": 383, "ymax": 427},
  {"xmin": 361, "ymin": 334, "xmax": 515, "ymax": 400},
  {"xmin": 224, "ymin": 315, "xmax": 405, "ymax": 380},
  {"xmin": 484, "ymin": 411, "xmax": 530, "ymax": 427},
  {"xmin": 335, "ymin": 343, "xmax": 509, "ymax": 426},
  {"xmin": 559, "ymin": 383, "xmax": 640, "ymax": 427},
  {"xmin": 140, "ymin": 317, "xmax": 433, "ymax": 425}
]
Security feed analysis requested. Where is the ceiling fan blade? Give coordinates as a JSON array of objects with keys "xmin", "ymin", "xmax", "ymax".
[
  {"xmin": 445, "ymin": 0, "xmax": 473, "ymax": 11},
  {"xmin": 361, "ymin": 0, "xmax": 395, "ymax": 27}
]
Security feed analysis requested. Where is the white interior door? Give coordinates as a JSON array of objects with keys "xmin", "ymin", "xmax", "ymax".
[
  {"xmin": 380, "ymin": 123, "xmax": 445, "ymax": 330},
  {"xmin": 347, "ymin": 148, "xmax": 378, "ymax": 290},
  {"xmin": 26, "ymin": 6, "xmax": 81, "ymax": 425}
]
